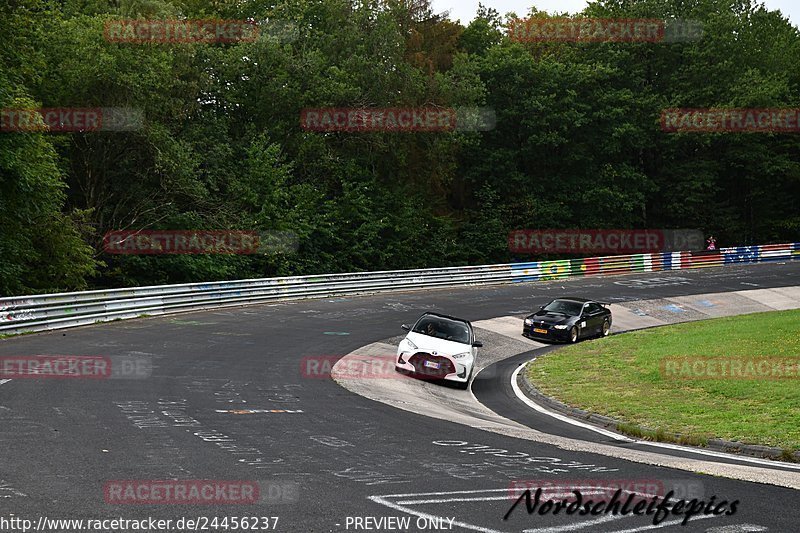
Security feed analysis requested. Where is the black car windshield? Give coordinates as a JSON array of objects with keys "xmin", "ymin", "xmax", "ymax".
[
  {"xmin": 542, "ymin": 300, "xmax": 584, "ymax": 316},
  {"xmin": 412, "ymin": 316, "xmax": 471, "ymax": 344}
]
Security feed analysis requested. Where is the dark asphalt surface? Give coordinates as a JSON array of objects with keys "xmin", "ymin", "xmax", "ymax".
[{"xmin": 0, "ymin": 262, "xmax": 798, "ymax": 532}]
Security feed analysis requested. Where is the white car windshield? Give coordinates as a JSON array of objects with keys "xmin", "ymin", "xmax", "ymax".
[{"xmin": 412, "ymin": 316, "xmax": 471, "ymax": 344}]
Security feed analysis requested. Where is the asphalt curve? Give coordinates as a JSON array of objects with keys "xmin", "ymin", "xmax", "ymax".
[{"xmin": 0, "ymin": 262, "xmax": 798, "ymax": 533}]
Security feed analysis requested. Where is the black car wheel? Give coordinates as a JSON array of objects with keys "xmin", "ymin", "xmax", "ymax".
[
  {"xmin": 602, "ymin": 318, "xmax": 611, "ymax": 337},
  {"xmin": 569, "ymin": 326, "xmax": 579, "ymax": 343}
]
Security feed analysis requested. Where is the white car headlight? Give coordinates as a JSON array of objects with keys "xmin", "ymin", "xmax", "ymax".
[
  {"xmin": 553, "ymin": 324, "xmax": 569, "ymax": 330},
  {"xmin": 452, "ymin": 352, "xmax": 471, "ymax": 360},
  {"xmin": 524, "ymin": 319, "xmax": 533, "ymax": 326},
  {"xmin": 405, "ymin": 338, "xmax": 418, "ymax": 350}
]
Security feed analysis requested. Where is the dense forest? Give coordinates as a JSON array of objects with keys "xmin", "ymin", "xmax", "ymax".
[{"xmin": 1, "ymin": 0, "xmax": 799, "ymax": 295}]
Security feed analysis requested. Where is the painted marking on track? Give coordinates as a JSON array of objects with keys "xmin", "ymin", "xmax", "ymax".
[
  {"xmin": 509, "ymin": 364, "xmax": 634, "ymax": 443},
  {"xmin": 510, "ymin": 363, "xmax": 800, "ymax": 471},
  {"xmin": 214, "ymin": 409, "xmax": 303, "ymax": 414},
  {"xmin": 705, "ymin": 525, "xmax": 768, "ymax": 533},
  {"xmin": 0, "ymin": 379, "xmax": 11, "ymax": 386},
  {"xmin": 369, "ymin": 491, "xmax": 503, "ymax": 533},
  {"xmin": 603, "ymin": 514, "xmax": 717, "ymax": 532},
  {"xmin": 310, "ymin": 435, "xmax": 354, "ymax": 448},
  {"xmin": 0, "ymin": 479, "xmax": 27, "ymax": 498},
  {"xmin": 371, "ymin": 488, "xmax": 725, "ymax": 533},
  {"xmin": 324, "ymin": 332, "xmax": 350, "ymax": 336},
  {"xmin": 397, "ymin": 487, "xmax": 610, "ymax": 505},
  {"xmin": 523, "ymin": 514, "xmax": 623, "ymax": 532}
]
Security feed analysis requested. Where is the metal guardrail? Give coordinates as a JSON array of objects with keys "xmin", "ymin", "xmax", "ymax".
[{"xmin": 1, "ymin": 243, "xmax": 798, "ymax": 336}]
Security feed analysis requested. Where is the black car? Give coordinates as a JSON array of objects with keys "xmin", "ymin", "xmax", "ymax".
[{"xmin": 522, "ymin": 298, "xmax": 612, "ymax": 343}]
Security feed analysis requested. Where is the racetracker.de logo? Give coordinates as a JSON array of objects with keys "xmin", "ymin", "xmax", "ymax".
[
  {"xmin": 661, "ymin": 357, "xmax": 800, "ymax": 380},
  {"xmin": 301, "ymin": 355, "xmax": 406, "ymax": 380},
  {"xmin": 508, "ymin": 18, "xmax": 703, "ymax": 43},
  {"xmin": 0, "ymin": 356, "xmax": 110, "ymax": 379},
  {"xmin": 509, "ymin": 230, "xmax": 665, "ymax": 255},
  {"xmin": 104, "ymin": 480, "xmax": 259, "ymax": 504},
  {"xmin": 0, "ymin": 355, "xmax": 151, "ymax": 380},
  {"xmin": 507, "ymin": 479, "xmax": 672, "ymax": 501},
  {"xmin": 300, "ymin": 107, "xmax": 496, "ymax": 132},
  {"xmin": 661, "ymin": 108, "xmax": 800, "ymax": 133},
  {"xmin": 104, "ymin": 19, "xmax": 259, "ymax": 43},
  {"xmin": 103, "ymin": 230, "xmax": 299, "ymax": 255},
  {"xmin": 0, "ymin": 108, "xmax": 143, "ymax": 133}
]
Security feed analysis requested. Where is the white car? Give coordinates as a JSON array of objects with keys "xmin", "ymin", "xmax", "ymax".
[{"xmin": 395, "ymin": 312, "xmax": 482, "ymax": 390}]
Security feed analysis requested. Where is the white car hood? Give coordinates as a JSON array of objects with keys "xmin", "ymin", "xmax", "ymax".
[{"xmin": 406, "ymin": 332, "xmax": 472, "ymax": 356}]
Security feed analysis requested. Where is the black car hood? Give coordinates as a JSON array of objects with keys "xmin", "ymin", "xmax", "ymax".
[{"xmin": 526, "ymin": 311, "xmax": 575, "ymax": 326}]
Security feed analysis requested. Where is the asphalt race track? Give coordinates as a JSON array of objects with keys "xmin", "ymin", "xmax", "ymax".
[{"xmin": 1, "ymin": 262, "xmax": 798, "ymax": 532}]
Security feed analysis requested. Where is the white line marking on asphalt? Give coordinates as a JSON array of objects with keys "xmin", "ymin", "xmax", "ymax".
[
  {"xmin": 510, "ymin": 364, "xmax": 634, "ymax": 443},
  {"xmin": 397, "ymin": 488, "xmax": 613, "ymax": 505},
  {"xmin": 378, "ymin": 488, "xmax": 511, "ymax": 497},
  {"xmin": 369, "ymin": 494, "xmax": 506, "ymax": 533},
  {"xmin": 628, "ymin": 439, "xmax": 800, "ymax": 470},
  {"xmin": 397, "ymin": 496, "xmax": 512, "ymax": 504},
  {"xmin": 0, "ymin": 379, "xmax": 10, "ymax": 386},
  {"xmin": 523, "ymin": 514, "xmax": 624, "ymax": 532},
  {"xmin": 510, "ymin": 363, "xmax": 800, "ymax": 472},
  {"xmin": 704, "ymin": 525, "xmax": 768, "ymax": 532},
  {"xmin": 604, "ymin": 514, "xmax": 717, "ymax": 532},
  {"xmin": 373, "ymin": 488, "xmax": 725, "ymax": 533}
]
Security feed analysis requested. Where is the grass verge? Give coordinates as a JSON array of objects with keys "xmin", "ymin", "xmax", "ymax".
[{"xmin": 526, "ymin": 309, "xmax": 800, "ymax": 454}]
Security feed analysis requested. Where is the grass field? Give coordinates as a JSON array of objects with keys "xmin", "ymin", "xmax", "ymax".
[{"xmin": 526, "ymin": 309, "xmax": 800, "ymax": 454}]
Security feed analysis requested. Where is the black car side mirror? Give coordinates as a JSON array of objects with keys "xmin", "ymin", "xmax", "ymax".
[
  {"xmin": 401, "ymin": 324, "xmax": 411, "ymax": 331},
  {"xmin": 472, "ymin": 341, "xmax": 483, "ymax": 348}
]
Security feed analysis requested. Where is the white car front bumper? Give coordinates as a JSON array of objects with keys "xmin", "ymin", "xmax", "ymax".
[{"xmin": 395, "ymin": 350, "xmax": 472, "ymax": 383}]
